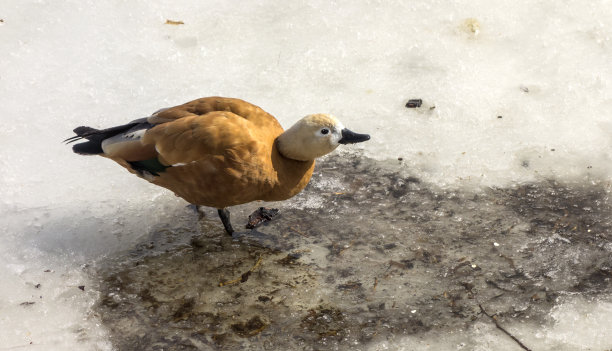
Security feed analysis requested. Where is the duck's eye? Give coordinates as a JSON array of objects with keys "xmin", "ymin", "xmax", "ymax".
[{"xmin": 321, "ymin": 128, "xmax": 329, "ymax": 135}]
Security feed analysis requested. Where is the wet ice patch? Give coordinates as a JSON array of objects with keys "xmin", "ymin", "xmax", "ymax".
[{"xmin": 93, "ymin": 155, "xmax": 612, "ymax": 350}]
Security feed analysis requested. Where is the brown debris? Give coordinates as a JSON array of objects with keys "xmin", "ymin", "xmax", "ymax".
[
  {"xmin": 337, "ymin": 281, "xmax": 362, "ymax": 291},
  {"xmin": 289, "ymin": 226, "xmax": 309, "ymax": 237},
  {"xmin": 301, "ymin": 307, "xmax": 347, "ymax": 340},
  {"xmin": 219, "ymin": 255, "xmax": 263, "ymax": 287},
  {"xmin": 328, "ymin": 240, "xmax": 355, "ymax": 256},
  {"xmin": 165, "ymin": 19, "xmax": 184, "ymax": 25},
  {"xmin": 211, "ymin": 333, "xmax": 227, "ymax": 344},
  {"xmin": 389, "ymin": 259, "xmax": 414, "ymax": 270},
  {"xmin": 231, "ymin": 316, "xmax": 268, "ymax": 337},
  {"xmin": 276, "ymin": 253, "xmax": 302, "ymax": 266},
  {"xmin": 172, "ymin": 298, "xmax": 195, "ymax": 322}
]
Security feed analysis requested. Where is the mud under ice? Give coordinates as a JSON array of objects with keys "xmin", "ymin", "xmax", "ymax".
[{"xmin": 93, "ymin": 154, "xmax": 612, "ymax": 350}]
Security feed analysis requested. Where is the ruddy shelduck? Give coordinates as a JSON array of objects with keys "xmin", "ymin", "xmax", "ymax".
[{"xmin": 66, "ymin": 97, "xmax": 370, "ymax": 234}]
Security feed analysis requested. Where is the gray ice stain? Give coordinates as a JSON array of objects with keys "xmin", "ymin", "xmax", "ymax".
[{"xmin": 94, "ymin": 154, "xmax": 612, "ymax": 350}]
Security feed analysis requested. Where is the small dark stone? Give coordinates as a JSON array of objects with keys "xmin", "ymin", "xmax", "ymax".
[
  {"xmin": 497, "ymin": 116, "xmax": 503, "ymax": 119},
  {"xmin": 338, "ymin": 268, "xmax": 354, "ymax": 278},
  {"xmin": 258, "ymin": 296, "xmax": 271, "ymax": 302},
  {"xmin": 406, "ymin": 176, "xmax": 421, "ymax": 184},
  {"xmin": 78, "ymin": 285, "xmax": 85, "ymax": 291},
  {"xmin": 405, "ymin": 99, "xmax": 423, "ymax": 108},
  {"xmin": 34, "ymin": 284, "xmax": 41, "ymax": 289},
  {"xmin": 20, "ymin": 302, "xmax": 35, "ymax": 306},
  {"xmin": 461, "ymin": 282, "xmax": 475, "ymax": 291}
]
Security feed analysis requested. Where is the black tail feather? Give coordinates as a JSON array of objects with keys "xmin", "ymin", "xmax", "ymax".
[
  {"xmin": 72, "ymin": 140, "xmax": 105, "ymax": 155},
  {"xmin": 64, "ymin": 126, "xmax": 100, "ymax": 144}
]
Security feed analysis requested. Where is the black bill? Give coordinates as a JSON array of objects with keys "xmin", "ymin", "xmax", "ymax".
[{"xmin": 338, "ymin": 128, "xmax": 370, "ymax": 144}]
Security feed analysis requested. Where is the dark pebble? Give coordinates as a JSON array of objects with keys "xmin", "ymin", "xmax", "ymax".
[
  {"xmin": 405, "ymin": 99, "xmax": 422, "ymax": 108},
  {"xmin": 383, "ymin": 243, "xmax": 397, "ymax": 250}
]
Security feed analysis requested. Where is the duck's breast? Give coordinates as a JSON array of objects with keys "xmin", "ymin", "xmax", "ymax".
[{"xmin": 260, "ymin": 144, "xmax": 316, "ymax": 202}]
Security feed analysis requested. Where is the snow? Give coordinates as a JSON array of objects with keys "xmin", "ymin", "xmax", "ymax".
[{"xmin": 1, "ymin": 0, "xmax": 611, "ymax": 349}]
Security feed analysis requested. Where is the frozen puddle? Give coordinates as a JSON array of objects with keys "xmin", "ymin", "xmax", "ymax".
[{"xmin": 94, "ymin": 154, "xmax": 612, "ymax": 350}]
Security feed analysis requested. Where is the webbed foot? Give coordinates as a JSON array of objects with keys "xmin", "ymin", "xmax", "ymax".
[{"xmin": 246, "ymin": 207, "xmax": 280, "ymax": 229}]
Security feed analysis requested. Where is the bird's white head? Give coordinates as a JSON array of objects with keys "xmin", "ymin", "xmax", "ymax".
[{"xmin": 277, "ymin": 114, "xmax": 370, "ymax": 161}]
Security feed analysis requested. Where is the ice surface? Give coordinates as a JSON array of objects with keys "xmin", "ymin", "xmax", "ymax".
[{"xmin": 1, "ymin": 0, "xmax": 611, "ymax": 350}]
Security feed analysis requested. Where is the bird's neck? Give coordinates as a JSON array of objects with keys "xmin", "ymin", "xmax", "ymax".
[
  {"xmin": 276, "ymin": 129, "xmax": 313, "ymax": 161},
  {"xmin": 263, "ymin": 141, "xmax": 315, "ymax": 201}
]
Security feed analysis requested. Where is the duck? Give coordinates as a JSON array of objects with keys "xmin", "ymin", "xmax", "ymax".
[{"xmin": 65, "ymin": 96, "xmax": 370, "ymax": 234}]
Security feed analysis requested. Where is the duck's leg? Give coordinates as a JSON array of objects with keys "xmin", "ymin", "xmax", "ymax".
[{"xmin": 217, "ymin": 208, "xmax": 234, "ymax": 235}]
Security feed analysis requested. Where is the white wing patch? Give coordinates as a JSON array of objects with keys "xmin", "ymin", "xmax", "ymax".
[
  {"xmin": 101, "ymin": 129, "xmax": 147, "ymax": 156},
  {"xmin": 171, "ymin": 161, "xmax": 201, "ymax": 167}
]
